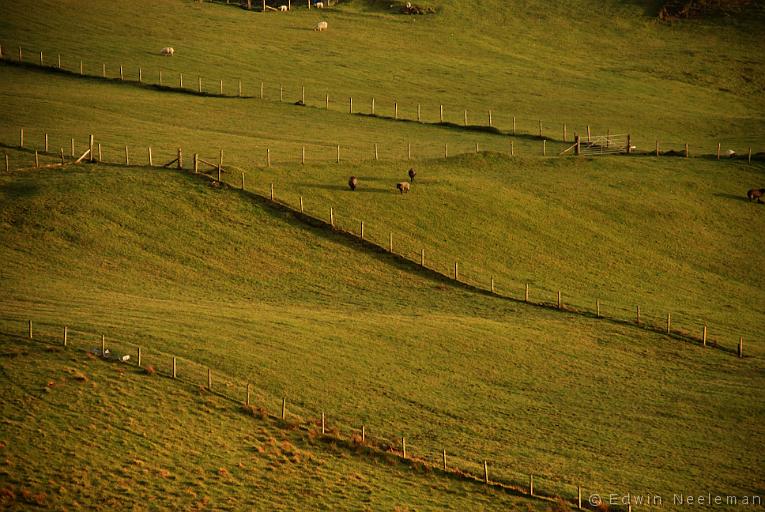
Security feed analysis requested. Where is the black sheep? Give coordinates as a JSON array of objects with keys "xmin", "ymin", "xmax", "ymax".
[
  {"xmin": 408, "ymin": 168, "xmax": 416, "ymax": 183},
  {"xmin": 348, "ymin": 176, "xmax": 358, "ymax": 191}
]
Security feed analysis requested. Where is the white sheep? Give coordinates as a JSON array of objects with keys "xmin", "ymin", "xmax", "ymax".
[
  {"xmin": 315, "ymin": 1, "xmax": 324, "ymax": 7},
  {"xmin": 279, "ymin": 5, "xmax": 288, "ymax": 11},
  {"xmin": 315, "ymin": 20, "xmax": 328, "ymax": 31},
  {"xmin": 727, "ymin": 149, "xmax": 736, "ymax": 158},
  {"xmin": 160, "ymin": 47, "xmax": 175, "ymax": 56}
]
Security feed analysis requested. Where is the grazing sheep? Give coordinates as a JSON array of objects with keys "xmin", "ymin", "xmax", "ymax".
[
  {"xmin": 315, "ymin": 1, "xmax": 324, "ymax": 7},
  {"xmin": 396, "ymin": 182, "xmax": 410, "ymax": 194},
  {"xmin": 747, "ymin": 188, "xmax": 764, "ymax": 203},
  {"xmin": 160, "ymin": 47, "xmax": 175, "ymax": 57},
  {"xmin": 408, "ymin": 168, "xmax": 416, "ymax": 182},
  {"xmin": 279, "ymin": 5, "xmax": 288, "ymax": 11},
  {"xmin": 348, "ymin": 176, "xmax": 357, "ymax": 191},
  {"xmin": 315, "ymin": 21, "xmax": 328, "ymax": 31},
  {"xmin": 727, "ymin": 149, "xmax": 736, "ymax": 158}
]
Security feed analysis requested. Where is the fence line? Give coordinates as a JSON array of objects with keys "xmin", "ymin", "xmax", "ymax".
[
  {"xmin": 0, "ymin": 133, "xmax": 757, "ymax": 355},
  {"xmin": 2, "ymin": 43, "xmax": 762, "ymax": 159},
  {"xmin": 5, "ymin": 317, "xmax": 602, "ymax": 510}
]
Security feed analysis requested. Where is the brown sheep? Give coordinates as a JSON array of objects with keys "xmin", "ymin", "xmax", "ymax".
[
  {"xmin": 396, "ymin": 182, "xmax": 410, "ymax": 194},
  {"xmin": 747, "ymin": 188, "xmax": 764, "ymax": 203},
  {"xmin": 348, "ymin": 176, "xmax": 357, "ymax": 191},
  {"xmin": 408, "ymin": 168, "xmax": 416, "ymax": 182}
]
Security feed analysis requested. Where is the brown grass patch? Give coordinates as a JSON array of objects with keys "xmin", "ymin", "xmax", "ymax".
[
  {"xmin": 549, "ymin": 497, "xmax": 570, "ymax": 512},
  {"xmin": 143, "ymin": 365, "xmax": 156, "ymax": 376},
  {"xmin": 217, "ymin": 467, "xmax": 229, "ymax": 477}
]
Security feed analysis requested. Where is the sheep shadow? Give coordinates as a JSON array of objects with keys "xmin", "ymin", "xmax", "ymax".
[
  {"xmin": 713, "ymin": 192, "xmax": 750, "ymax": 203},
  {"xmin": 293, "ymin": 182, "xmax": 392, "ymax": 194}
]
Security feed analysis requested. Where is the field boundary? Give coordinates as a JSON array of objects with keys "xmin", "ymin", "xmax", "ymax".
[
  {"xmin": 0, "ymin": 139, "xmax": 756, "ymax": 357},
  {"xmin": 1, "ymin": 45, "xmax": 762, "ymax": 162},
  {"xmin": 1, "ymin": 323, "xmax": 618, "ymax": 511}
]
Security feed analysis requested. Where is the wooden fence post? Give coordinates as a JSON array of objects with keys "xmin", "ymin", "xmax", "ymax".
[
  {"xmin": 79, "ymin": 60, "xmax": 83, "ymax": 75},
  {"xmin": 101, "ymin": 335, "xmax": 106, "ymax": 358},
  {"xmin": 685, "ymin": 143, "xmax": 689, "ymax": 158},
  {"xmin": 279, "ymin": 84, "xmax": 283, "ymax": 101},
  {"xmin": 238, "ymin": 79, "xmax": 242, "ymax": 97},
  {"xmin": 525, "ymin": 283, "xmax": 529, "ymax": 302},
  {"xmin": 636, "ymin": 305, "xmax": 641, "ymax": 325},
  {"xmin": 177, "ymin": 147, "xmax": 183, "ymax": 170},
  {"xmin": 60, "ymin": 325, "xmax": 67, "ymax": 347},
  {"xmin": 439, "ymin": 104, "xmax": 443, "ymax": 123},
  {"xmin": 207, "ymin": 368, "xmax": 212, "ymax": 390},
  {"xmin": 475, "ymin": 142, "xmax": 479, "ymax": 153},
  {"xmin": 738, "ymin": 337, "xmax": 743, "ymax": 358},
  {"xmin": 299, "ymin": 196, "xmax": 304, "ymax": 213},
  {"xmin": 241, "ymin": 172, "xmax": 245, "ymax": 190},
  {"xmin": 281, "ymin": 398, "xmax": 286, "ymax": 420},
  {"xmin": 172, "ymin": 356, "xmax": 177, "ymax": 378},
  {"xmin": 702, "ymin": 324, "xmax": 707, "ymax": 347},
  {"xmin": 20, "ymin": 127, "xmax": 24, "ymax": 148},
  {"xmin": 267, "ymin": 148, "xmax": 271, "ymax": 167},
  {"xmin": 748, "ymin": 147, "xmax": 752, "ymax": 164},
  {"xmin": 408, "ymin": 143, "xmax": 411, "ymax": 160},
  {"xmin": 330, "ymin": 207, "xmax": 334, "ymax": 227},
  {"xmin": 321, "ymin": 412, "xmax": 325, "ymax": 434},
  {"xmin": 218, "ymin": 79, "xmax": 223, "ymax": 95},
  {"xmin": 454, "ymin": 262, "xmax": 458, "ymax": 281},
  {"xmin": 193, "ymin": 153, "xmax": 198, "ymax": 174},
  {"xmin": 301, "ymin": 85, "xmax": 305, "ymax": 104},
  {"xmin": 246, "ymin": 383, "xmax": 251, "ymax": 406},
  {"xmin": 270, "ymin": 183, "xmax": 274, "ymax": 201},
  {"xmin": 71, "ymin": 138, "xmax": 75, "ymax": 157},
  {"xmin": 596, "ymin": 299, "xmax": 601, "ymax": 318},
  {"xmin": 374, "ymin": 143, "xmax": 379, "ymax": 161},
  {"xmin": 360, "ymin": 221, "xmax": 364, "ymax": 240},
  {"xmin": 139, "ymin": 67, "xmax": 142, "ymax": 83},
  {"xmin": 529, "ymin": 474, "xmax": 534, "ymax": 495},
  {"xmin": 198, "ymin": 76, "xmax": 202, "ymax": 93},
  {"xmin": 119, "ymin": 65, "xmax": 124, "ymax": 80},
  {"xmin": 34, "ymin": 149, "xmax": 39, "ymax": 168},
  {"xmin": 575, "ymin": 134, "xmax": 580, "ymax": 156},
  {"xmin": 89, "ymin": 134, "xmax": 94, "ymax": 162},
  {"xmin": 389, "ymin": 232, "xmax": 393, "ymax": 252},
  {"xmin": 371, "ymin": 97, "xmax": 375, "ymax": 115},
  {"xmin": 667, "ymin": 312, "xmax": 671, "ymax": 333},
  {"xmin": 491, "ymin": 277, "xmax": 495, "ymax": 293},
  {"xmin": 349, "ymin": 96, "xmax": 352, "ymax": 114},
  {"xmin": 28, "ymin": 320, "xmax": 32, "ymax": 339},
  {"xmin": 442, "ymin": 449, "xmax": 447, "ymax": 471},
  {"xmin": 488, "ymin": 109, "xmax": 492, "ymax": 127},
  {"xmin": 627, "ymin": 133, "xmax": 632, "ymax": 154},
  {"xmin": 538, "ymin": 120, "xmax": 542, "ymax": 137},
  {"xmin": 301, "ymin": 146, "xmax": 305, "ymax": 165},
  {"xmin": 717, "ymin": 142, "xmax": 721, "ymax": 160},
  {"xmin": 159, "ymin": 70, "xmax": 163, "ymax": 86},
  {"xmin": 543, "ymin": 139, "xmax": 546, "ymax": 156},
  {"xmin": 148, "ymin": 146, "xmax": 153, "ymax": 167},
  {"xmin": 97, "ymin": 144, "xmax": 102, "ymax": 162},
  {"xmin": 557, "ymin": 290, "xmax": 561, "ymax": 309},
  {"xmin": 361, "ymin": 425, "xmax": 365, "ymax": 442},
  {"xmin": 44, "ymin": 133, "xmax": 49, "ymax": 153},
  {"xmin": 325, "ymin": 92, "xmax": 328, "ymax": 109},
  {"xmin": 656, "ymin": 139, "xmax": 660, "ymax": 156},
  {"xmin": 578, "ymin": 486, "xmax": 582, "ymax": 509},
  {"xmin": 587, "ymin": 125, "xmax": 591, "ymax": 142},
  {"xmin": 125, "ymin": 146, "xmax": 129, "ymax": 165},
  {"xmin": 4, "ymin": 153, "xmax": 8, "ymax": 172},
  {"xmin": 402, "ymin": 437, "xmax": 406, "ymax": 458},
  {"xmin": 180, "ymin": 73, "xmax": 184, "ymax": 88},
  {"xmin": 336, "ymin": 145, "xmax": 340, "ymax": 163},
  {"xmin": 420, "ymin": 249, "xmax": 425, "ymax": 267},
  {"xmin": 417, "ymin": 103, "xmax": 421, "ymax": 122},
  {"xmin": 218, "ymin": 149, "xmax": 223, "ymax": 180},
  {"xmin": 510, "ymin": 140, "xmax": 514, "ymax": 156},
  {"xmin": 484, "ymin": 461, "xmax": 489, "ymax": 484},
  {"xmin": 18, "ymin": 46, "xmax": 22, "ymax": 62},
  {"xmin": 512, "ymin": 116, "xmax": 516, "ymax": 135},
  {"xmin": 463, "ymin": 109, "xmax": 467, "ymax": 126},
  {"xmin": 137, "ymin": 346, "xmax": 142, "ymax": 367},
  {"xmin": 563, "ymin": 123, "xmax": 567, "ymax": 142},
  {"xmin": 260, "ymin": 82, "xmax": 264, "ymax": 100},
  {"xmin": 444, "ymin": 143, "xmax": 448, "ymax": 159},
  {"xmin": 394, "ymin": 101, "xmax": 398, "ymax": 119}
]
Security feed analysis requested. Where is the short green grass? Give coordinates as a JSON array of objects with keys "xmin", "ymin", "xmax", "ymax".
[
  {"xmin": 0, "ymin": 335, "xmax": 552, "ymax": 511},
  {"xmin": 1, "ymin": 162, "xmax": 763, "ymax": 507}
]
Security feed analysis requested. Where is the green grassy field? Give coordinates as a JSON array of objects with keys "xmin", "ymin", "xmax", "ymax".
[{"xmin": 1, "ymin": 0, "xmax": 764, "ymax": 509}]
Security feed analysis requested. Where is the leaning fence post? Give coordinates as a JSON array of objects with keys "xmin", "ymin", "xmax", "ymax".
[
  {"xmin": 483, "ymin": 461, "xmax": 489, "ymax": 484},
  {"xmin": 148, "ymin": 146, "xmax": 153, "ymax": 166},
  {"xmin": 748, "ymin": 147, "xmax": 752, "ymax": 164},
  {"xmin": 34, "ymin": 149, "xmax": 39, "ymax": 168}
]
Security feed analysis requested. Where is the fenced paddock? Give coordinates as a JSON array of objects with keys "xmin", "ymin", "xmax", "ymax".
[
  {"xmin": 1, "ymin": 132, "xmax": 756, "ymax": 358},
  {"xmin": 4, "ymin": 318, "xmax": 611, "ymax": 511}
]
